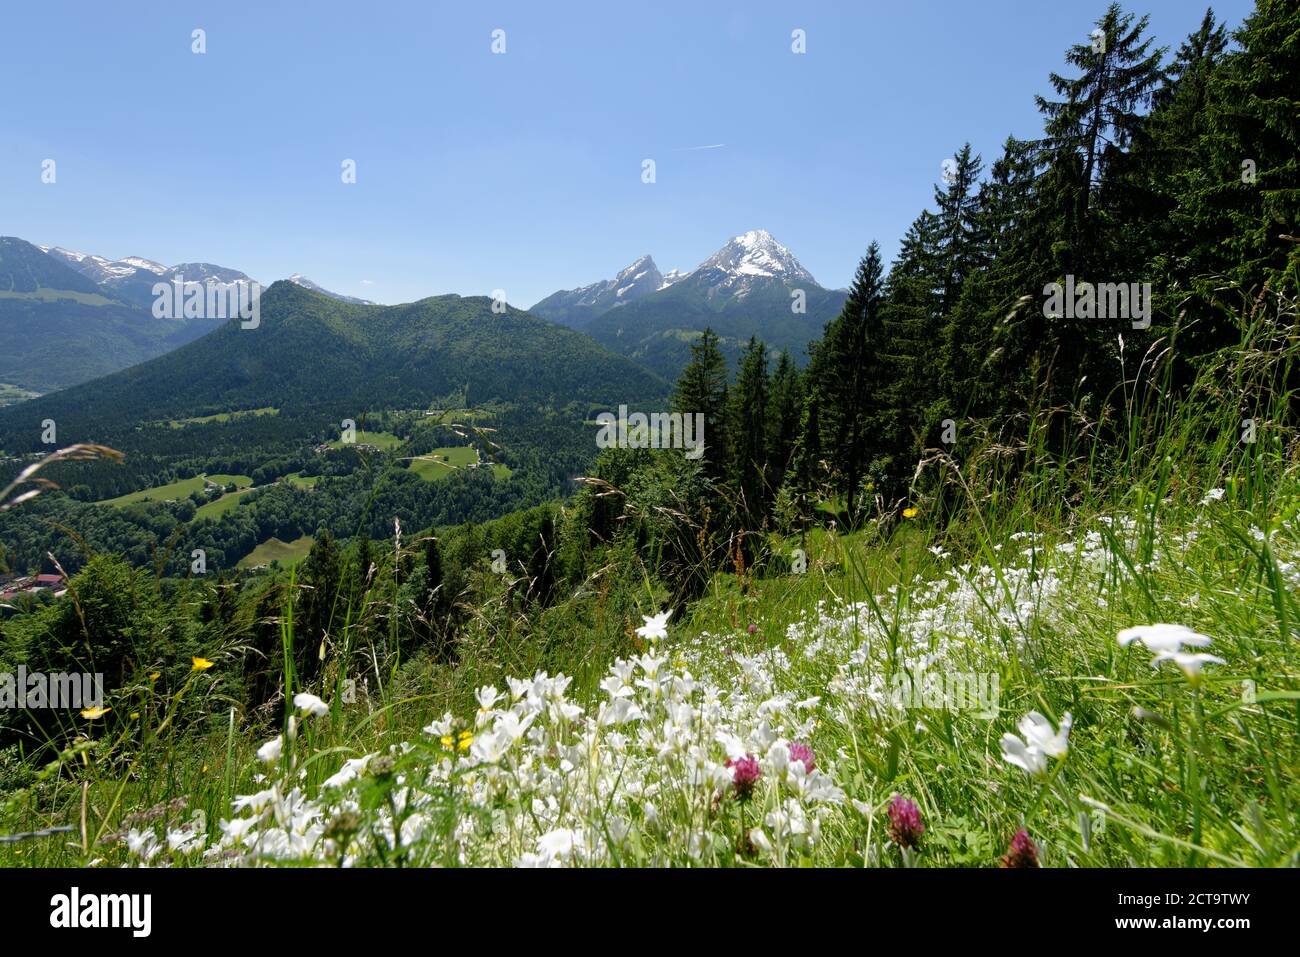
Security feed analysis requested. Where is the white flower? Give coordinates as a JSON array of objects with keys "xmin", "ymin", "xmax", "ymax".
[
  {"xmin": 496, "ymin": 710, "xmax": 536, "ymax": 742},
  {"xmin": 1000, "ymin": 733, "xmax": 1048, "ymax": 776},
  {"xmin": 293, "ymin": 692, "xmax": 329, "ymax": 717},
  {"xmin": 166, "ymin": 827, "xmax": 205, "ymax": 854},
  {"xmin": 470, "ymin": 729, "xmax": 513, "ymax": 764},
  {"xmin": 635, "ymin": 609, "xmax": 672, "ymax": 642},
  {"xmin": 1200, "ymin": 488, "xmax": 1225, "ymax": 504},
  {"xmin": 1153, "ymin": 650, "xmax": 1225, "ymax": 681},
  {"xmin": 535, "ymin": 828, "xmax": 582, "ymax": 865},
  {"xmin": 1000, "ymin": 711, "xmax": 1071, "ymax": 777},
  {"xmin": 1121, "ymin": 625, "xmax": 1224, "ymax": 680},
  {"xmin": 1118, "ymin": 623, "xmax": 1212, "ymax": 654},
  {"xmin": 219, "ymin": 817, "xmax": 259, "ymax": 842},
  {"xmin": 475, "ymin": 685, "xmax": 502, "ymax": 711},
  {"xmin": 322, "ymin": 754, "xmax": 374, "ymax": 789},
  {"xmin": 422, "ymin": 711, "xmax": 455, "ymax": 737},
  {"xmin": 256, "ymin": 734, "xmax": 284, "ymax": 764},
  {"xmin": 1020, "ymin": 710, "xmax": 1072, "ymax": 757},
  {"xmin": 125, "ymin": 828, "xmax": 160, "ymax": 862},
  {"xmin": 231, "ymin": 787, "xmax": 277, "ymax": 814}
]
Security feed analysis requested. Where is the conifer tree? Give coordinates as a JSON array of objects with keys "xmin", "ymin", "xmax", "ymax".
[
  {"xmin": 727, "ymin": 337, "xmax": 770, "ymax": 525},
  {"xmin": 672, "ymin": 328, "xmax": 730, "ymax": 486},
  {"xmin": 1035, "ymin": 2, "xmax": 1166, "ymax": 272},
  {"xmin": 934, "ymin": 143, "xmax": 985, "ymax": 315},
  {"xmin": 766, "ymin": 349, "xmax": 803, "ymax": 498},
  {"xmin": 420, "ymin": 535, "xmax": 453, "ymax": 658},
  {"xmin": 782, "ymin": 386, "xmax": 824, "ymax": 529},
  {"xmin": 809, "ymin": 243, "xmax": 885, "ymax": 522},
  {"xmin": 297, "ymin": 530, "xmax": 342, "ymax": 684}
]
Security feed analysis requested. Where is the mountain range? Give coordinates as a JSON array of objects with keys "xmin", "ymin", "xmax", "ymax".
[
  {"xmin": 530, "ymin": 230, "xmax": 847, "ymax": 379},
  {"xmin": 2, "ymin": 238, "xmax": 381, "ymax": 395},
  {"xmin": 0, "ymin": 281, "xmax": 668, "ymax": 451},
  {"xmin": 40, "ymin": 245, "xmax": 258, "ymax": 313},
  {"xmin": 0, "ymin": 237, "xmax": 224, "ymax": 393},
  {"xmin": 3, "ymin": 228, "xmax": 843, "ymax": 412},
  {"xmin": 530, "ymin": 255, "xmax": 685, "ymax": 330}
]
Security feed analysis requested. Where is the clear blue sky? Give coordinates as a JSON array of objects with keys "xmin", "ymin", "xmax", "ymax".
[{"xmin": 2, "ymin": 0, "xmax": 1254, "ymax": 307}]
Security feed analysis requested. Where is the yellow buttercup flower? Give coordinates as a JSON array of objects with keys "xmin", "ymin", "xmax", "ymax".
[
  {"xmin": 440, "ymin": 735, "xmax": 454, "ymax": 750},
  {"xmin": 149, "ymin": 672, "xmax": 160, "ymax": 681},
  {"xmin": 458, "ymin": 735, "xmax": 474, "ymax": 751},
  {"xmin": 902, "ymin": 507, "xmax": 919, "ymax": 519},
  {"xmin": 80, "ymin": 705, "xmax": 111, "ymax": 720},
  {"xmin": 191, "ymin": 657, "xmax": 214, "ymax": 671}
]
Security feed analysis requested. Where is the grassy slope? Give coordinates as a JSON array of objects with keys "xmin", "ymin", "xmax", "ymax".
[
  {"xmin": 98, "ymin": 473, "xmax": 252, "ymax": 507},
  {"xmin": 7, "ymin": 473, "xmax": 1296, "ymax": 868},
  {"xmin": 3, "ymin": 303, "xmax": 1296, "ymax": 869},
  {"xmin": 236, "ymin": 534, "xmax": 315, "ymax": 568},
  {"xmin": 407, "ymin": 445, "xmax": 512, "ymax": 481}
]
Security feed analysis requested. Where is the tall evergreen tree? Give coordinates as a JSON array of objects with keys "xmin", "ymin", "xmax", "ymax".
[
  {"xmin": 420, "ymin": 535, "xmax": 453, "ymax": 659},
  {"xmin": 809, "ymin": 243, "xmax": 886, "ymax": 521},
  {"xmin": 1036, "ymin": 4, "xmax": 1165, "ymax": 266},
  {"xmin": 766, "ymin": 349, "xmax": 803, "ymax": 498},
  {"xmin": 297, "ymin": 530, "xmax": 342, "ymax": 684},
  {"xmin": 935, "ymin": 143, "xmax": 986, "ymax": 315},
  {"xmin": 727, "ymin": 337, "xmax": 770, "ymax": 525},
  {"xmin": 782, "ymin": 386, "xmax": 825, "ymax": 530},
  {"xmin": 943, "ymin": 135, "xmax": 1044, "ymax": 419},
  {"xmin": 348, "ymin": 535, "xmax": 373, "ymax": 612},
  {"xmin": 672, "ymin": 328, "xmax": 730, "ymax": 486},
  {"xmin": 1169, "ymin": 0, "xmax": 1299, "ymax": 291}
]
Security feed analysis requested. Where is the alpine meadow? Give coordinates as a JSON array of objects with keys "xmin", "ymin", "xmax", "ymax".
[{"xmin": 0, "ymin": 1, "xmax": 1297, "ymax": 932}]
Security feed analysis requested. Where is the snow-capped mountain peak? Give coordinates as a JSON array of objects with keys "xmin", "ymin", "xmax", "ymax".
[
  {"xmin": 120, "ymin": 256, "xmax": 168, "ymax": 275},
  {"xmin": 659, "ymin": 268, "xmax": 686, "ymax": 289},
  {"xmin": 695, "ymin": 229, "xmax": 817, "ymax": 287},
  {"xmin": 287, "ymin": 274, "xmax": 376, "ymax": 305},
  {"xmin": 612, "ymin": 255, "xmax": 663, "ymax": 299}
]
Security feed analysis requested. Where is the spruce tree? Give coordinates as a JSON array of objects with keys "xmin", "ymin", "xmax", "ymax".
[
  {"xmin": 809, "ymin": 243, "xmax": 885, "ymax": 522},
  {"xmin": 420, "ymin": 535, "xmax": 453, "ymax": 658},
  {"xmin": 766, "ymin": 349, "xmax": 803, "ymax": 498},
  {"xmin": 672, "ymin": 328, "xmax": 730, "ymax": 486},
  {"xmin": 783, "ymin": 387, "xmax": 824, "ymax": 529},
  {"xmin": 297, "ymin": 530, "xmax": 342, "ymax": 684},
  {"xmin": 727, "ymin": 337, "xmax": 770, "ymax": 525},
  {"xmin": 1035, "ymin": 2, "xmax": 1166, "ymax": 272}
]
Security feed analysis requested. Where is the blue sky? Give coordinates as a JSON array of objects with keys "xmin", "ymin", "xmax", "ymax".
[{"xmin": 2, "ymin": 0, "xmax": 1254, "ymax": 307}]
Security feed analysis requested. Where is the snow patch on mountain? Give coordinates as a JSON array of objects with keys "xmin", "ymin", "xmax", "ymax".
[
  {"xmin": 694, "ymin": 229, "xmax": 817, "ymax": 289},
  {"xmin": 287, "ymin": 274, "xmax": 376, "ymax": 305}
]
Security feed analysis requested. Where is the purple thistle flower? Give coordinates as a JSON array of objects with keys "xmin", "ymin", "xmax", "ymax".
[
  {"xmin": 726, "ymin": 753, "xmax": 762, "ymax": 800},
  {"xmin": 1000, "ymin": 829, "xmax": 1039, "ymax": 868},
  {"xmin": 886, "ymin": 794, "xmax": 924, "ymax": 850},
  {"xmin": 788, "ymin": 740, "xmax": 816, "ymax": 773}
]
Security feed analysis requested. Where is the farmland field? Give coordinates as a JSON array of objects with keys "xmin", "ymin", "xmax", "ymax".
[
  {"xmin": 236, "ymin": 534, "xmax": 315, "ymax": 568},
  {"xmin": 99, "ymin": 473, "xmax": 253, "ymax": 507}
]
